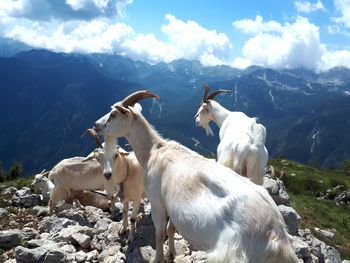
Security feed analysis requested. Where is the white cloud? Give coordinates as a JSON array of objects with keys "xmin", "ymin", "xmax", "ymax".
[
  {"xmin": 0, "ymin": 0, "xmax": 130, "ymax": 21},
  {"xmin": 333, "ymin": 0, "xmax": 350, "ymax": 28},
  {"xmin": 322, "ymin": 49, "xmax": 350, "ymax": 69},
  {"xmin": 6, "ymin": 19, "xmax": 133, "ymax": 53},
  {"xmin": 295, "ymin": 0, "xmax": 325, "ymax": 13},
  {"xmin": 232, "ymin": 15, "xmax": 283, "ymax": 35},
  {"xmin": 161, "ymin": 14, "xmax": 233, "ymax": 65},
  {"xmin": 233, "ymin": 16, "xmax": 326, "ymax": 70},
  {"xmin": 1, "ymin": 11, "xmax": 233, "ymax": 66}
]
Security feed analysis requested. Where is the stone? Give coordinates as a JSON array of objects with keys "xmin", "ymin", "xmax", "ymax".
[
  {"xmin": 292, "ymin": 236, "xmax": 312, "ymax": 261},
  {"xmin": 0, "ymin": 207, "xmax": 8, "ymax": 218},
  {"xmin": 263, "ymin": 178, "xmax": 279, "ymax": 195},
  {"xmin": 94, "ymin": 217, "xmax": 113, "ymax": 233},
  {"xmin": 11, "ymin": 187, "xmax": 42, "ymax": 208},
  {"xmin": 314, "ymin": 228, "xmax": 336, "ymax": 240},
  {"xmin": 15, "ymin": 246, "xmax": 47, "ymax": 263},
  {"xmin": 0, "ymin": 228, "xmax": 38, "ymax": 249},
  {"xmin": 86, "ymin": 249, "xmax": 99, "ymax": 261},
  {"xmin": 71, "ymin": 232, "xmax": 91, "ymax": 249},
  {"xmin": 278, "ymin": 205, "xmax": 301, "ymax": 235},
  {"xmin": 323, "ymin": 245, "xmax": 342, "ymax": 263},
  {"xmin": 1, "ymin": 187, "xmax": 17, "ymax": 196},
  {"xmin": 75, "ymin": 250, "xmax": 87, "ymax": 263},
  {"xmin": 38, "ymin": 216, "xmax": 78, "ymax": 234},
  {"xmin": 53, "ymin": 225, "xmax": 95, "ymax": 243}
]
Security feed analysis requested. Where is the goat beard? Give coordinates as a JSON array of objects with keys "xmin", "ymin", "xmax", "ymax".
[{"xmin": 203, "ymin": 123, "xmax": 214, "ymax": 136}]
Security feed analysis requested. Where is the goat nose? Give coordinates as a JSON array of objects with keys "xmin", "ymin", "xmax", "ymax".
[{"xmin": 104, "ymin": 172, "xmax": 112, "ymax": 180}]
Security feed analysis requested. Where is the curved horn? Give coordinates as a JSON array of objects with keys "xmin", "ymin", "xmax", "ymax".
[
  {"xmin": 82, "ymin": 128, "xmax": 103, "ymax": 148},
  {"xmin": 118, "ymin": 90, "xmax": 160, "ymax": 108},
  {"xmin": 207, "ymin": 89, "xmax": 230, "ymax": 101},
  {"xmin": 42, "ymin": 171, "xmax": 50, "ymax": 177},
  {"xmin": 201, "ymin": 82, "xmax": 211, "ymax": 103}
]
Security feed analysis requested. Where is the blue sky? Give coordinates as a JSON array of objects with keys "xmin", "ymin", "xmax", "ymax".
[{"xmin": 1, "ymin": 0, "xmax": 350, "ymax": 71}]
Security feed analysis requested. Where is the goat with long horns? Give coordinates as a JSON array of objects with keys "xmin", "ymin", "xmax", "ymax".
[{"xmin": 195, "ymin": 83, "xmax": 268, "ymax": 185}]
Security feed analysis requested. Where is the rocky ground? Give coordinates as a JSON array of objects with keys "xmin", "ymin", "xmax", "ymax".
[{"xmin": 0, "ymin": 173, "xmax": 348, "ymax": 263}]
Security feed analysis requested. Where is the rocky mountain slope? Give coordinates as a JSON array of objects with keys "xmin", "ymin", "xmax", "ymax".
[
  {"xmin": 0, "ymin": 171, "xmax": 347, "ymax": 262},
  {"xmin": 1, "ymin": 49, "xmax": 350, "ymax": 174}
]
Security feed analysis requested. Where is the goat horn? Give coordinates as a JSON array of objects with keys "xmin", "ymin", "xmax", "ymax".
[
  {"xmin": 207, "ymin": 89, "xmax": 230, "ymax": 101},
  {"xmin": 118, "ymin": 90, "xmax": 160, "ymax": 108},
  {"xmin": 201, "ymin": 82, "xmax": 211, "ymax": 103},
  {"xmin": 42, "ymin": 171, "xmax": 50, "ymax": 177},
  {"xmin": 82, "ymin": 128, "xmax": 103, "ymax": 148}
]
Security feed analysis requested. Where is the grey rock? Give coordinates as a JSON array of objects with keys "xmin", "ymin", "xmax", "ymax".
[
  {"xmin": 0, "ymin": 228, "xmax": 38, "ymax": 249},
  {"xmin": 0, "ymin": 207, "xmax": 8, "ymax": 218},
  {"xmin": 11, "ymin": 187, "xmax": 42, "ymax": 208},
  {"xmin": 94, "ymin": 217, "xmax": 113, "ymax": 233},
  {"xmin": 278, "ymin": 205, "xmax": 301, "ymax": 235},
  {"xmin": 86, "ymin": 249, "xmax": 99, "ymax": 261},
  {"xmin": 263, "ymin": 178, "xmax": 279, "ymax": 195},
  {"xmin": 75, "ymin": 250, "xmax": 87, "ymax": 263},
  {"xmin": 71, "ymin": 232, "xmax": 91, "ymax": 249},
  {"xmin": 323, "ymin": 245, "xmax": 342, "ymax": 263},
  {"xmin": 292, "ymin": 236, "xmax": 312, "ymax": 261},
  {"xmin": 38, "ymin": 216, "xmax": 78, "ymax": 234},
  {"xmin": 33, "ymin": 206, "xmax": 49, "ymax": 217},
  {"xmin": 314, "ymin": 228, "xmax": 336, "ymax": 240},
  {"xmin": 53, "ymin": 225, "xmax": 95, "ymax": 243},
  {"xmin": 1, "ymin": 187, "xmax": 17, "ymax": 196},
  {"xmin": 15, "ymin": 246, "xmax": 46, "ymax": 263}
]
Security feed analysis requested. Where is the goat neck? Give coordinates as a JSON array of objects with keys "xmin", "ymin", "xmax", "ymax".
[
  {"xmin": 208, "ymin": 100, "xmax": 231, "ymax": 128},
  {"xmin": 126, "ymin": 112, "xmax": 164, "ymax": 167},
  {"xmin": 103, "ymin": 135, "xmax": 118, "ymax": 159}
]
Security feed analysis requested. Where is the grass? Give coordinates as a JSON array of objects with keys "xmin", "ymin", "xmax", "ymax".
[
  {"xmin": 0, "ymin": 176, "xmax": 34, "ymax": 190},
  {"xmin": 268, "ymin": 158, "xmax": 350, "ymax": 259}
]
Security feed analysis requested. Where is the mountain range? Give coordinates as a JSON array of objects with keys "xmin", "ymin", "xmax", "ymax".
[{"xmin": 1, "ymin": 47, "xmax": 350, "ymax": 175}]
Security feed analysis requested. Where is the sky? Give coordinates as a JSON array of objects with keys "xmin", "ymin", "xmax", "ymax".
[{"xmin": 1, "ymin": 0, "xmax": 350, "ymax": 72}]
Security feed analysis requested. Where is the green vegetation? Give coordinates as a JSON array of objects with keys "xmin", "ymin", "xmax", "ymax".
[
  {"xmin": 269, "ymin": 158, "xmax": 350, "ymax": 259},
  {"xmin": 0, "ymin": 161, "xmax": 24, "ymax": 182},
  {"xmin": 0, "ymin": 161, "xmax": 33, "ymax": 189}
]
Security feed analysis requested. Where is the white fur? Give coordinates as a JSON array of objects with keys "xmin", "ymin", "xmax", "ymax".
[
  {"xmin": 30, "ymin": 173, "xmax": 54, "ymax": 203},
  {"xmin": 31, "ymin": 171, "xmax": 111, "ymax": 210},
  {"xmin": 94, "ymin": 98, "xmax": 297, "ymax": 263},
  {"xmin": 195, "ymin": 100, "xmax": 268, "ymax": 185},
  {"xmin": 92, "ymin": 145, "xmax": 145, "ymax": 243},
  {"xmin": 47, "ymin": 155, "xmax": 122, "ymax": 214}
]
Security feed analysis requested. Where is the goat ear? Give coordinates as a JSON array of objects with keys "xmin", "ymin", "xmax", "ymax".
[
  {"xmin": 42, "ymin": 171, "xmax": 50, "ymax": 177},
  {"xmin": 120, "ymin": 152, "xmax": 129, "ymax": 158},
  {"xmin": 82, "ymin": 152, "xmax": 96, "ymax": 162},
  {"xmin": 115, "ymin": 105, "xmax": 128, "ymax": 115}
]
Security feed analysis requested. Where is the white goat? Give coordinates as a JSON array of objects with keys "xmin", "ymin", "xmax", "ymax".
[
  {"xmin": 93, "ymin": 90, "xmax": 298, "ymax": 263},
  {"xmin": 84, "ymin": 130, "xmax": 145, "ymax": 243},
  {"xmin": 194, "ymin": 84, "xmax": 268, "ymax": 185},
  {"xmin": 30, "ymin": 170, "xmax": 53, "ymax": 203},
  {"xmin": 48, "ymin": 155, "xmax": 121, "ymax": 215},
  {"xmin": 31, "ymin": 170, "xmax": 110, "ymax": 210}
]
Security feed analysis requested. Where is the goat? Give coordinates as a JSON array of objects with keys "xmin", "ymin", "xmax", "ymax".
[
  {"xmin": 194, "ymin": 84, "xmax": 268, "ymax": 185},
  {"xmin": 48, "ymin": 155, "xmax": 121, "ymax": 215},
  {"xmin": 30, "ymin": 170, "xmax": 52, "ymax": 203},
  {"xmin": 83, "ymin": 129, "xmax": 145, "ymax": 243},
  {"xmin": 31, "ymin": 170, "xmax": 110, "ymax": 211},
  {"xmin": 93, "ymin": 90, "xmax": 298, "ymax": 263}
]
